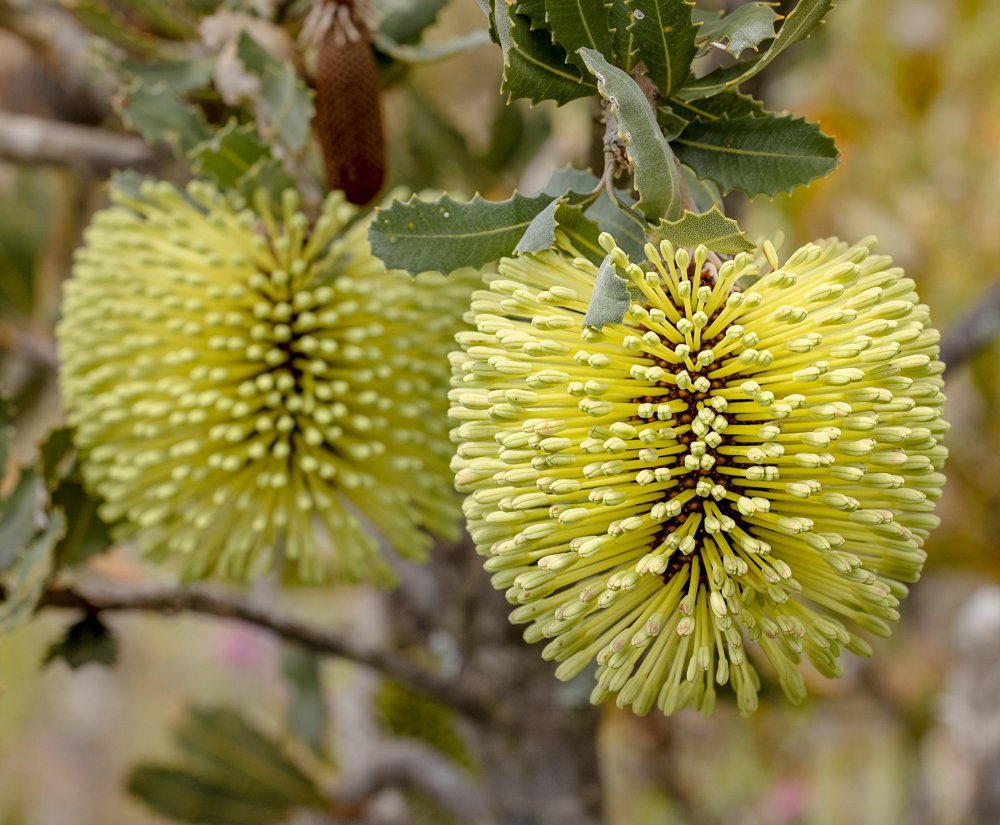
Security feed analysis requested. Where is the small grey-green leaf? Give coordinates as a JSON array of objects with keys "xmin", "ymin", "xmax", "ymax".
[
  {"xmin": 369, "ymin": 192, "xmax": 555, "ymax": 275},
  {"xmin": 514, "ymin": 197, "xmax": 563, "ymax": 254},
  {"xmin": 0, "ymin": 509, "xmax": 65, "ymax": 632},
  {"xmin": 579, "ymin": 47, "xmax": 682, "ymax": 221},
  {"xmin": 282, "ymin": 646, "xmax": 329, "ymax": 758},
  {"xmin": 0, "ymin": 469, "xmax": 44, "ymax": 571},
  {"xmin": 373, "ymin": 29, "xmax": 491, "ymax": 63},
  {"xmin": 375, "ymin": 0, "xmax": 448, "ymax": 45},
  {"xmin": 117, "ymin": 80, "xmax": 211, "ymax": 154},
  {"xmin": 672, "ymin": 114, "xmax": 838, "ymax": 196},
  {"xmin": 190, "ymin": 120, "xmax": 271, "ymax": 189},
  {"xmin": 657, "ymin": 207, "xmax": 755, "ymax": 254},
  {"xmin": 117, "ymin": 56, "xmax": 215, "ymax": 94},
  {"xmin": 696, "ymin": 2, "xmax": 779, "ymax": 56},
  {"xmin": 584, "ymin": 255, "xmax": 632, "ymax": 328}
]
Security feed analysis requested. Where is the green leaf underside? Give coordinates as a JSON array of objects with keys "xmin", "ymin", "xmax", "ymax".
[
  {"xmin": 495, "ymin": 0, "xmax": 594, "ymax": 104},
  {"xmin": 554, "ymin": 203, "xmax": 605, "ymax": 265},
  {"xmin": 375, "ymin": 0, "xmax": 448, "ymax": 45},
  {"xmin": 696, "ymin": 2, "xmax": 780, "ymax": 57},
  {"xmin": 579, "ymin": 48, "xmax": 682, "ymax": 221},
  {"xmin": 626, "ymin": 0, "xmax": 698, "ymax": 97},
  {"xmin": 236, "ymin": 32, "xmax": 314, "ymax": 153},
  {"xmin": 174, "ymin": 707, "xmax": 324, "ymax": 807},
  {"xmin": 670, "ymin": 89, "xmax": 767, "ymax": 121},
  {"xmin": 587, "ymin": 191, "xmax": 647, "ymax": 262},
  {"xmin": 369, "ymin": 192, "xmax": 554, "ymax": 275},
  {"xmin": 680, "ymin": 164, "xmax": 723, "ymax": 212},
  {"xmin": 128, "ymin": 768, "xmax": 294, "ymax": 825},
  {"xmin": 583, "ymin": 256, "xmax": 633, "ymax": 328},
  {"xmin": 657, "ymin": 105, "xmax": 688, "ymax": 140},
  {"xmin": 190, "ymin": 121, "xmax": 271, "ymax": 189},
  {"xmin": 44, "ymin": 614, "xmax": 119, "ymax": 669},
  {"xmin": 657, "ymin": 207, "xmax": 755, "ymax": 253},
  {"xmin": 118, "ymin": 81, "xmax": 210, "ymax": 154},
  {"xmin": 0, "ymin": 509, "xmax": 65, "ymax": 632},
  {"xmin": 678, "ymin": 0, "xmax": 834, "ymax": 100},
  {"xmin": 514, "ymin": 197, "xmax": 563, "ymax": 254},
  {"xmin": 0, "ymin": 469, "xmax": 43, "ymax": 571},
  {"xmin": 673, "ymin": 114, "xmax": 838, "ymax": 196},
  {"xmin": 281, "ymin": 646, "xmax": 329, "ymax": 758},
  {"xmin": 538, "ymin": 0, "xmax": 615, "ymax": 70}
]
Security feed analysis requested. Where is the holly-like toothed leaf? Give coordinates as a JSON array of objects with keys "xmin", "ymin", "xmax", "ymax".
[
  {"xmin": 64, "ymin": 0, "xmax": 162, "ymax": 57},
  {"xmin": 584, "ymin": 256, "xmax": 636, "ymax": 329},
  {"xmin": 528, "ymin": 0, "xmax": 615, "ymax": 71},
  {"xmin": 514, "ymin": 197, "xmax": 563, "ymax": 254},
  {"xmin": 373, "ymin": 30, "xmax": 491, "ymax": 64},
  {"xmin": 579, "ymin": 48, "xmax": 682, "ymax": 221},
  {"xmin": 608, "ymin": 1, "xmax": 636, "ymax": 71},
  {"xmin": 116, "ymin": 0, "xmax": 198, "ymax": 39},
  {"xmin": 657, "ymin": 207, "xmax": 755, "ymax": 254},
  {"xmin": 626, "ymin": 0, "xmax": 698, "ymax": 98},
  {"xmin": 495, "ymin": 0, "xmax": 595, "ymax": 105},
  {"xmin": 670, "ymin": 89, "xmax": 767, "ymax": 122},
  {"xmin": 657, "ymin": 105, "xmax": 689, "ymax": 140},
  {"xmin": 236, "ymin": 32, "xmax": 315, "ymax": 154},
  {"xmin": 680, "ymin": 164, "xmax": 723, "ymax": 212},
  {"xmin": 128, "ymin": 768, "xmax": 297, "ymax": 825},
  {"xmin": 0, "ymin": 508, "xmax": 65, "ymax": 632},
  {"xmin": 554, "ymin": 203, "xmax": 605, "ymax": 265},
  {"xmin": 117, "ymin": 80, "xmax": 211, "ymax": 154},
  {"xmin": 117, "ymin": 56, "xmax": 216, "ymax": 95},
  {"xmin": 40, "ymin": 428, "xmax": 75, "ymax": 490},
  {"xmin": 0, "ymin": 469, "xmax": 44, "ymax": 571},
  {"xmin": 369, "ymin": 192, "xmax": 555, "ymax": 274},
  {"xmin": 695, "ymin": 2, "xmax": 780, "ymax": 57},
  {"xmin": 190, "ymin": 121, "xmax": 271, "ymax": 189},
  {"xmin": 678, "ymin": 0, "xmax": 833, "ymax": 100},
  {"xmin": 672, "ymin": 114, "xmax": 838, "ymax": 196},
  {"xmin": 281, "ymin": 645, "xmax": 329, "ymax": 758},
  {"xmin": 44, "ymin": 614, "xmax": 119, "ymax": 670},
  {"xmin": 375, "ymin": 0, "xmax": 448, "ymax": 45},
  {"xmin": 52, "ymin": 478, "xmax": 112, "ymax": 568}
]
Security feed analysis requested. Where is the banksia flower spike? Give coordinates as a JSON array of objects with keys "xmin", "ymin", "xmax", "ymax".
[
  {"xmin": 59, "ymin": 180, "xmax": 468, "ymax": 583},
  {"xmin": 450, "ymin": 233, "xmax": 947, "ymax": 716}
]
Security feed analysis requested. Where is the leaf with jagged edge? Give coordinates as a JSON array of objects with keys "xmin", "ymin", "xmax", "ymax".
[
  {"xmin": 0, "ymin": 469, "xmax": 44, "ymax": 571},
  {"xmin": 116, "ymin": 0, "xmax": 199, "ymax": 39},
  {"xmin": 656, "ymin": 207, "xmax": 755, "ymax": 254},
  {"xmin": 608, "ymin": 1, "xmax": 636, "ymax": 70},
  {"xmin": 584, "ymin": 255, "xmax": 636, "ymax": 329},
  {"xmin": 191, "ymin": 120, "xmax": 271, "ymax": 189},
  {"xmin": 495, "ymin": 0, "xmax": 594, "ymax": 105},
  {"xmin": 657, "ymin": 105, "xmax": 689, "ymax": 140},
  {"xmin": 554, "ymin": 203, "xmax": 605, "ymax": 265},
  {"xmin": 626, "ymin": 0, "xmax": 698, "ymax": 97},
  {"xmin": 44, "ymin": 614, "xmax": 119, "ymax": 670},
  {"xmin": 677, "ymin": 0, "xmax": 834, "ymax": 100},
  {"xmin": 579, "ymin": 48, "xmax": 682, "ymax": 222},
  {"xmin": 680, "ymin": 165, "xmax": 723, "ymax": 212},
  {"xmin": 670, "ymin": 89, "xmax": 766, "ymax": 122},
  {"xmin": 117, "ymin": 80, "xmax": 211, "ymax": 154},
  {"xmin": 65, "ymin": 0, "xmax": 162, "ymax": 57},
  {"xmin": 528, "ymin": 0, "xmax": 615, "ymax": 71},
  {"xmin": 369, "ymin": 192, "xmax": 556, "ymax": 275},
  {"xmin": 0, "ymin": 508, "xmax": 65, "ymax": 632},
  {"xmin": 514, "ymin": 197, "xmax": 564, "ymax": 254},
  {"xmin": 672, "ymin": 113, "xmax": 838, "ymax": 196},
  {"xmin": 695, "ymin": 2, "xmax": 780, "ymax": 57},
  {"xmin": 117, "ymin": 56, "xmax": 216, "ymax": 95},
  {"xmin": 236, "ymin": 32, "xmax": 314, "ymax": 154}
]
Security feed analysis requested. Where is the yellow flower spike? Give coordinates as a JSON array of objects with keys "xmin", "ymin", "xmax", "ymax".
[
  {"xmin": 449, "ymin": 235, "xmax": 948, "ymax": 716},
  {"xmin": 58, "ymin": 180, "xmax": 474, "ymax": 584}
]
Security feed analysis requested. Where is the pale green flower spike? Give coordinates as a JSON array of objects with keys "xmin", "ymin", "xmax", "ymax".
[
  {"xmin": 449, "ymin": 233, "xmax": 948, "ymax": 716},
  {"xmin": 59, "ymin": 180, "xmax": 471, "ymax": 583}
]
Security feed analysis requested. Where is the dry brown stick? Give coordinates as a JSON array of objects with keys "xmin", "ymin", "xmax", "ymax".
[
  {"xmin": 39, "ymin": 582, "xmax": 494, "ymax": 721},
  {"xmin": 0, "ymin": 112, "xmax": 154, "ymax": 173}
]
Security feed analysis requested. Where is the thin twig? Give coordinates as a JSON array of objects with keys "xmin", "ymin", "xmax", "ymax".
[
  {"xmin": 0, "ymin": 112, "xmax": 154, "ymax": 173},
  {"xmin": 940, "ymin": 278, "xmax": 1000, "ymax": 372},
  {"xmin": 39, "ymin": 582, "xmax": 494, "ymax": 721}
]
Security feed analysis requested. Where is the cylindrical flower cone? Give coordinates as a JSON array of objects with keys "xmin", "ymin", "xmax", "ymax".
[
  {"xmin": 450, "ymin": 233, "xmax": 948, "ymax": 716},
  {"xmin": 58, "ymin": 180, "xmax": 471, "ymax": 583}
]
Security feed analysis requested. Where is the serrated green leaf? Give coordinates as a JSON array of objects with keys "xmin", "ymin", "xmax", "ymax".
[
  {"xmin": 375, "ymin": 0, "xmax": 448, "ymax": 45},
  {"xmin": 579, "ymin": 48, "xmax": 682, "ymax": 221},
  {"xmin": 118, "ymin": 56, "xmax": 216, "ymax": 95},
  {"xmin": 542, "ymin": 165, "xmax": 601, "ymax": 196},
  {"xmin": 656, "ymin": 207, "xmax": 755, "ymax": 253},
  {"xmin": 670, "ymin": 89, "xmax": 766, "ymax": 122},
  {"xmin": 678, "ymin": 0, "xmax": 834, "ymax": 100},
  {"xmin": 369, "ymin": 192, "xmax": 554, "ymax": 275},
  {"xmin": 672, "ymin": 113, "xmax": 838, "ymax": 196},
  {"xmin": 44, "ymin": 614, "xmax": 119, "ymax": 670},
  {"xmin": 176, "ymin": 707, "xmax": 325, "ymax": 807},
  {"xmin": 514, "ymin": 197, "xmax": 563, "ymax": 254},
  {"xmin": 116, "ymin": 0, "xmax": 198, "ymax": 39},
  {"xmin": 584, "ymin": 256, "xmax": 633, "ymax": 328},
  {"xmin": 190, "ymin": 121, "xmax": 271, "ymax": 189},
  {"xmin": 696, "ymin": 2, "xmax": 779, "ymax": 56},
  {"xmin": 0, "ymin": 469, "xmax": 43, "ymax": 571},
  {"xmin": 373, "ymin": 29, "xmax": 491, "ymax": 63},
  {"xmin": 657, "ymin": 105, "xmax": 688, "ymax": 140},
  {"xmin": 236, "ymin": 32, "xmax": 314, "ymax": 154},
  {"xmin": 64, "ymin": 0, "xmax": 162, "ymax": 57},
  {"xmin": 128, "ymin": 767, "xmax": 294, "ymax": 825},
  {"xmin": 555, "ymin": 203, "xmax": 604, "ymax": 265},
  {"xmin": 680, "ymin": 164, "xmax": 722, "ymax": 212},
  {"xmin": 495, "ymin": 0, "xmax": 594, "ymax": 105},
  {"xmin": 118, "ymin": 80, "xmax": 211, "ymax": 154},
  {"xmin": 539, "ymin": 0, "xmax": 614, "ymax": 71},
  {"xmin": 608, "ymin": 1, "xmax": 636, "ymax": 70},
  {"xmin": 52, "ymin": 478, "xmax": 112, "ymax": 568},
  {"xmin": 282, "ymin": 646, "xmax": 328, "ymax": 759},
  {"xmin": 626, "ymin": 0, "xmax": 698, "ymax": 97},
  {"xmin": 0, "ymin": 509, "xmax": 65, "ymax": 632}
]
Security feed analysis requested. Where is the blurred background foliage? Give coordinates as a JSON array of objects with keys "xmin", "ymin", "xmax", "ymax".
[{"xmin": 1, "ymin": 0, "xmax": 1000, "ymax": 823}]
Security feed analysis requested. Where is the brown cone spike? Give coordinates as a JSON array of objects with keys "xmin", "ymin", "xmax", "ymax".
[{"xmin": 314, "ymin": 4, "xmax": 386, "ymax": 205}]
